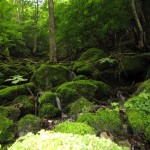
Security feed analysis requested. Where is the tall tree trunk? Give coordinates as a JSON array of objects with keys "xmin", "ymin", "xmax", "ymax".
[
  {"xmin": 48, "ymin": 0, "xmax": 57, "ymax": 63},
  {"xmin": 131, "ymin": 0, "xmax": 145, "ymax": 49}
]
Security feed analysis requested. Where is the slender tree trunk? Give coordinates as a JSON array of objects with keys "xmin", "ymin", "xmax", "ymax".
[
  {"xmin": 48, "ymin": 0, "xmax": 57, "ymax": 63},
  {"xmin": 131, "ymin": 0, "xmax": 145, "ymax": 49}
]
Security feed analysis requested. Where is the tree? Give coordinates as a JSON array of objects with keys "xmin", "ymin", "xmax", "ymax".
[{"xmin": 48, "ymin": 0, "xmax": 57, "ymax": 63}]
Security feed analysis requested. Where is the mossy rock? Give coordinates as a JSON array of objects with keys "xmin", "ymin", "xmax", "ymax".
[
  {"xmin": 56, "ymin": 80, "xmax": 110, "ymax": 107},
  {"xmin": 38, "ymin": 91, "xmax": 59, "ymax": 106},
  {"xmin": 18, "ymin": 114, "xmax": 41, "ymax": 136},
  {"xmin": 77, "ymin": 109, "xmax": 122, "ymax": 134},
  {"xmin": 54, "ymin": 122, "xmax": 95, "ymax": 135},
  {"xmin": 0, "ymin": 115, "xmax": 15, "ymax": 143},
  {"xmin": 79, "ymin": 48, "xmax": 107, "ymax": 62},
  {"xmin": 118, "ymin": 56, "xmax": 147, "ymax": 76},
  {"xmin": 73, "ymin": 75, "xmax": 88, "ymax": 81},
  {"xmin": 38, "ymin": 104, "xmax": 60, "ymax": 118},
  {"xmin": 13, "ymin": 95, "xmax": 34, "ymax": 116},
  {"xmin": 0, "ymin": 106, "xmax": 20, "ymax": 121},
  {"xmin": 126, "ymin": 110, "xmax": 147, "ymax": 134},
  {"xmin": 31, "ymin": 64, "xmax": 73, "ymax": 90},
  {"xmin": 9, "ymin": 130, "xmax": 128, "ymax": 150},
  {"xmin": 133, "ymin": 79, "xmax": 150, "ymax": 96},
  {"xmin": 68, "ymin": 97, "xmax": 93, "ymax": 115},
  {"xmin": 73, "ymin": 61, "xmax": 101, "ymax": 79},
  {"xmin": 0, "ymin": 82, "xmax": 34, "ymax": 105}
]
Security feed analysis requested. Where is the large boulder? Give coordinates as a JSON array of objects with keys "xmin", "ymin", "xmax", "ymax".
[
  {"xmin": 0, "ymin": 82, "xmax": 34, "ymax": 105},
  {"xmin": 31, "ymin": 64, "xmax": 73, "ymax": 90},
  {"xmin": 56, "ymin": 80, "xmax": 110, "ymax": 107}
]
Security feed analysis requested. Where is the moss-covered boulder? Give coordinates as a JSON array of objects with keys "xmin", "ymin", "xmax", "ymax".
[
  {"xmin": 0, "ymin": 116, "xmax": 15, "ymax": 143},
  {"xmin": 77, "ymin": 109, "xmax": 122, "ymax": 134},
  {"xmin": 0, "ymin": 82, "xmax": 34, "ymax": 105},
  {"xmin": 31, "ymin": 64, "xmax": 73, "ymax": 90},
  {"xmin": 9, "ymin": 130, "xmax": 128, "ymax": 150},
  {"xmin": 38, "ymin": 104, "xmax": 60, "ymax": 118},
  {"xmin": 56, "ymin": 80, "xmax": 110, "ymax": 107},
  {"xmin": 13, "ymin": 95, "xmax": 34, "ymax": 116},
  {"xmin": 18, "ymin": 114, "xmax": 41, "ymax": 136},
  {"xmin": 38, "ymin": 91, "xmax": 58, "ymax": 106},
  {"xmin": 68, "ymin": 97, "xmax": 93, "ymax": 115},
  {"xmin": 73, "ymin": 61, "xmax": 101, "ymax": 79},
  {"xmin": 79, "ymin": 48, "xmax": 106, "ymax": 62},
  {"xmin": 73, "ymin": 75, "xmax": 88, "ymax": 81},
  {"xmin": 54, "ymin": 122, "xmax": 95, "ymax": 135},
  {"xmin": 0, "ymin": 106, "xmax": 20, "ymax": 121},
  {"xmin": 126, "ymin": 110, "xmax": 147, "ymax": 134},
  {"xmin": 118, "ymin": 56, "xmax": 147, "ymax": 76}
]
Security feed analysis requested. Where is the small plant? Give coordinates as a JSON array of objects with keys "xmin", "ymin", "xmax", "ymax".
[
  {"xmin": 5, "ymin": 75, "xmax": 27, "ymax": 84},
  {"xmin": 99, "ymin": 57, "xmax": 115, "ymax": 64}
]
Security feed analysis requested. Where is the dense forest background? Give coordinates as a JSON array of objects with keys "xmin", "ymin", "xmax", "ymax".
[{"xmin": 0, "ymin": 0, "xmax": 150, "ymax": 149}]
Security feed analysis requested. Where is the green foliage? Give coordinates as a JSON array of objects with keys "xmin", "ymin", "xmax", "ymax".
[
  {"xmin": 73, "ymin": 75, "xmax": 88, "ymax": 81},
  {"xmin": 68, "ymin": 97, "xmax": 93, "ymax": 115},
  {"xmin": 38, "ymin": 104, "xmax": 59, "ymax": 118},
  {"xmin": 99, "ymin": 57, "xmax": 116, "ymax": 64},
  {"xmin": 124, "ymin": 92, "xmax": 150, "ymax": 113},
  {"xmin": 18, "ymin": 114, "xmax": 41, "ymax": 136},
  {"xmin": 0, "ymin": 106, "xmax": 20, "ymax": 121},
  {"xmin": 54, "ymin": 122, "xmax": 95, "ymax": 135},
  {"xmin": 38, "ymin": 91, "xmax": 58, "ymax": 105},
  {"xmin": 0, "ymin": 82, "xmax": 34, "ymax": 104},
  {"xmin": 145, "ymin": 124, "xmax": 150, "ymax": 141},
  {"xmin": 5, "ymin": 75, "xmax": 28, "ymax": 84},
  {"xmin": 9, "ymin": 130, "xmax": 128, "ymax": 150},
  {"xmin": 0, "ymin": 115, "xmax": 15, "ymax": 143},
  {"xmin": 77, "ymin": 109, "xmax": 122, "ymax": 133}
]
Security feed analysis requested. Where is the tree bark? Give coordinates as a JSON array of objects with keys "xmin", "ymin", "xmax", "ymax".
[
  {"xmin": 131, "ymin": 0, "xmax": 145, "ymax": 49},
  {"xmin": 48, "ymin": 0, "xmax": 57, "ymax": 63}
]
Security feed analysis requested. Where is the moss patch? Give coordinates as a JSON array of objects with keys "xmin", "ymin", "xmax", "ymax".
[
  {"xmin": 0, "ymin": 106, "xmax": 20, "ymax": 121},
  {"xmin": 0, "ymin": 82, "xmax": 34, "ymax": 105},
  {"xmin": 73, "ymin": 75, "xmax": 88, "ymax": 81},
  {"xmin": 9, "ymin": 130, "xmax": 128, "ymax": 150},
  {"xmin": 18, "ymin": 114, "xmax": 41, "ymax": 136},
  {"xmin": 56, "ymin": 80, "xmax": 110, "ymax": 107},
  {"xmin": 38, "ymin": 104, "xmax": 60, "ymax": 118},
  {"xmin": 68, "ymin": 97, "xmax": 93, "ymax": 115},
  {"xmin": 54, "ymin": 122, "xmax": 95, "ymax": 135},
  {"xmin": 79, "ymin": 48, "xmax": 106, "ymax": 62},
  {"xmin": 31, "ymin": 64, "xmax": 72, "ymax": 90},
  {"xmin": 0, "ymin": 116, "xmax": 15, "ymax": 143},
  {"xmin": 77, "ymin": 109, "xmax": 122, "ymax": 134}
]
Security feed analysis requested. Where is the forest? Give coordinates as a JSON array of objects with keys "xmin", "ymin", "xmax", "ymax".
[{"xmin": 0, "ymin": 0, "xmax": 150, "ymax": 149}]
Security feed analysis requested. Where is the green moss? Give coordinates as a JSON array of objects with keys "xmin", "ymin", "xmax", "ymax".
[
  {"xmin": 77, "ymin": 109, "xmax": 122, "ymax": 134},
  {"xmin": 118, "ymin": 56, "xmax": 146, "ymax": 76},
  {"xmin": 9, "ymin": 130, "xmax": 128, "ymax": 150},
  {"xmin": 13, "ymin": 95, "xmax": 34, "ymax": 116},
  {"xmin": 54, "ymin": 122, "xmax": 95, "ymax": 135},
  {"xmin": 31, "ymin": 64, "xmax": 72, "ymax": 90},
  {"xmin": 126, "ymin": 110, "xmax": 147, "ymax": 134},
  {"xmin": 38, "ymin": 104, "xmax": 59, "ymax": 118},
  {"xmin": 57, "ymin": 80, "xmax": 110, "ymax": 107},
  {"xmin": 73, "ymin": 75, "xmax": 88, "ymax": 81},
  {"xmin": 18, "ymin": 114, "xmax": 41, "ymax": 136},
  {"xmin": 0, "ymin": 115, "xmax": 15, "ymax": 143},
  {"xmin": 145, "ymin": 124, "xmax": 150, "ymax": 141},
  {"xmin": 0, "ymin": 82, "xmax": 34, "ymax": 105},
  {"xmin": 68, "ymin": 97, "xmax": 93, "ymax": 115},
  {"xmin": 133, "ymin": 79, "xmax": 150, "ymax": 96},
  {"xmin": 38, "ymin": 91, "xmax": 58, "ymax": 106},
  {"xmin": 79, "ymin": 48, "xmax": 106, "ymax": 62},
  {"xmin": 0, "ymin": 106, "xmax": 20, "ymax": 121}
]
